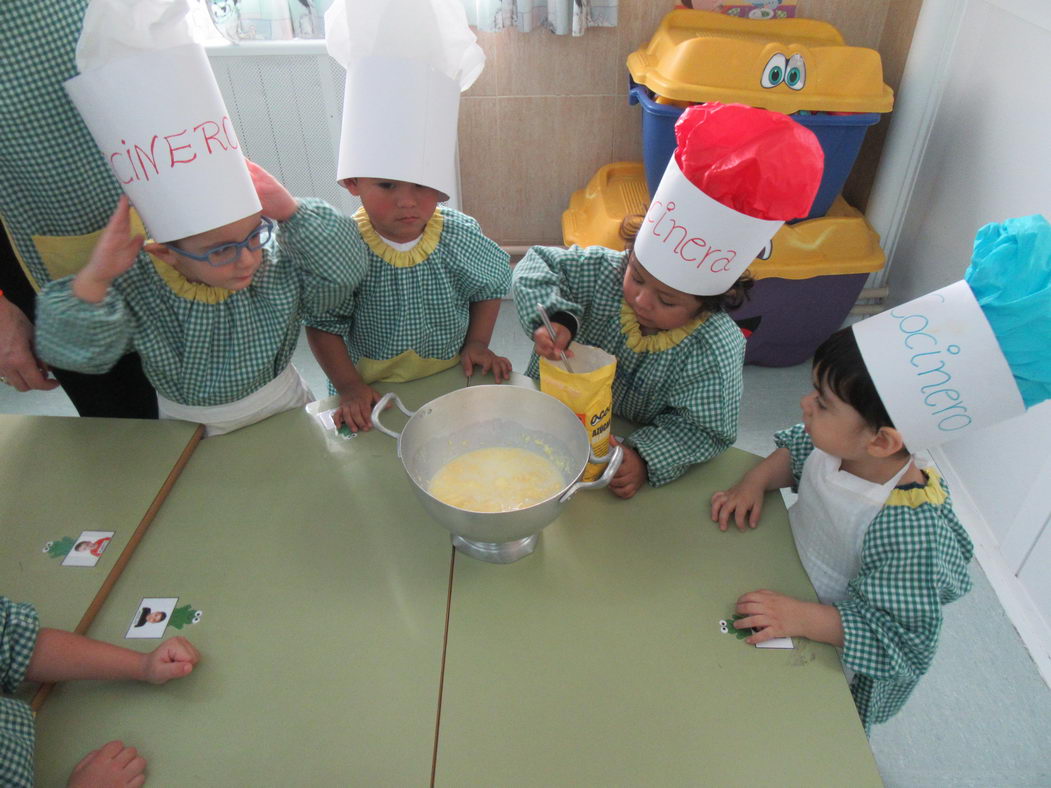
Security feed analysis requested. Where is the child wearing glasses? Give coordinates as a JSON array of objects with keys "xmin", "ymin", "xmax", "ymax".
[{"xmin": 34, "ymin": 162, "xmax": 365, "ymax": 435}]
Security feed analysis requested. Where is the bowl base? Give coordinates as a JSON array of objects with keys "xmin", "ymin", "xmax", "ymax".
[{"xmin": 451, "ymin": 533, "xmax": 539, "ymax": 563}]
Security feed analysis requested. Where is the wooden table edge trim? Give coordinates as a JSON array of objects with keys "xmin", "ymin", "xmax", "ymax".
[
  {"xmin": 430, "ymin": 545, "xmax": 457, "ymax": 788},
  {"xmin": 30, "ymin": 423, "xmax": 206, "ymax": 713}
]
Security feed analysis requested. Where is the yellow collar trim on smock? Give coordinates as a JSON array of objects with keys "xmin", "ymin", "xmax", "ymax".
[
  {"xmin": 619, "ymin": 300, "xmax": 707, "ymax": 353},
  {"xmin": 149, "ymin": 255, "xmax": 234, "ymax": 304},
  {"xmin": 353, "ymin": 206, "xmax": 444, "ymax": 268},
  {"xmin": 886, "ymin": 468, "xmax": 949, "ymax": 508}
]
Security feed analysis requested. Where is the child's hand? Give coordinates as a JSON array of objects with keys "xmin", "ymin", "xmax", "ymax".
[
  {"xmin": 142, "ymin": 636, "xmax": 200, "ymax": 684},
  {"xmin": 246, "ymin": 158, "xmax": 298, "ymax": 223},
  {"xmin": 73, "ymin": 196, "xmax": 143, "ymax": 304},
  {"xmin": 734, "ymin": 589, "xmax": 817, "ymax": 645},
  {"xmin": 461, "ymin": 339, "xmax": 512, "ymax": 382},
  {"xmin": 607, "ymin": 437, "xmax": 646, "ymax": 499},
  {"xmin": 710, "ymin": 479, "xmax": 766, "ymax": 531},
  {"xmin": 335, "ymin": 380, "xmax": 383, "ymax": 432},
  {"xmin": 531, "ymin": 323, "xmax": 573, "ymax": 362},
  {"xmin": 68, "ymin": 740, "xmax": 146, "ymax": 788}
]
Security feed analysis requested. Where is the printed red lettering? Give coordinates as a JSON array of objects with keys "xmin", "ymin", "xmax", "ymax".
[
  {"xmin": 165, "ymin": 130, "xmax": 196, "ymax": 166},
  {"xmin": 220, "ymin": 116, "xmax": 239, "ymax": 150},
  {"xmin": 194, "ymin": 120, "xmax": 227, "ymax": 154},
  {"xmin": 109, "ymin": 151, "xmax": 134, "ymax": 185},
  {"xmin": 134, "ymin": 136, "xmax": 160, "ymax": 181}
]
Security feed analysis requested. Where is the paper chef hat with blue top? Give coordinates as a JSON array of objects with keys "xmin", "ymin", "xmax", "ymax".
[
  {"xmin": 854, "ymin": 214, "xmax": 1051, "ymax": 450},
  {"xmin": 325, "ymin": 0, "xmax": 484, "ymax": 202},
  {"xmin": 64, "ymin": 0, "xmax": 260, "ymax": 243}
]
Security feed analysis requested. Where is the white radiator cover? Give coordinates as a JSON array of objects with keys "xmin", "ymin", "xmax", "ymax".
[{"xmin": 206, "ymin": 41, "xmax": 462, "ymax": 217}]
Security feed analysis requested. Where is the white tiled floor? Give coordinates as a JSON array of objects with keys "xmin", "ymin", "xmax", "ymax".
[{"xmin": 4, "ymin": 301, "xmax": 1050, "ymax": 785}]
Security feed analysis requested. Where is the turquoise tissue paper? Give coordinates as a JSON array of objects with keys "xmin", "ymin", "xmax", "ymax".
[{"xmin": 964, "ymin": 214, "xmax": 1051, "ymax": 409}]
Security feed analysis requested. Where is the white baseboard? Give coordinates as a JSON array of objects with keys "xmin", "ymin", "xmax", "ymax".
[{"xmin": 931, "ymin": 447, "xmax": 1051, "ymax": 689}]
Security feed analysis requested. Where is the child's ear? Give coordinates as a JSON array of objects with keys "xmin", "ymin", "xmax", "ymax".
[
  {"xmin": 867, "ymin": 426, "xmax": 907, "ymax": 458},
  {"xmin": 143, "ymin": 241, "xmax": 177, "ymax": 267},
  {"xmin": 341, "ymin": 177, "xmax": 361, "ymax": 196}
]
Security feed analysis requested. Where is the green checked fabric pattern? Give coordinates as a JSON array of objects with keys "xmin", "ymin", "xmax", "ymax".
[
  {"xmin": 0, "ymin": 1, "xmax": 126, "ymax": 290},
  {"xmin": 775, "ymin": 423, "xmax": 974, "ymax": 730},
  {"xmin": 0, "ymin": 598, "xmax": 39, "ymax": 787},
  {"xmin": 513, "ymin": 245, "xmax": 744, "ymax": 487},
  {"xmin": 36, "ymin": 199, "xmax": 365, "ymax": 407},
  {"xmin": 305, "ymin": 207, "xmax": 510, "ymax": 374}
]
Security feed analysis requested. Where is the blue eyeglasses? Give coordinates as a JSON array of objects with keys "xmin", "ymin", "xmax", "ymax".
[{"xmin": 163, "ymin": 217, "xmax": 274, "ymax": 267}]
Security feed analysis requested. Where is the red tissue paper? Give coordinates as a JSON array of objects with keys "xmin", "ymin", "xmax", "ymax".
[{"xmin": 673, "ymin": 102, "xmax": 824, "ymax": 221}]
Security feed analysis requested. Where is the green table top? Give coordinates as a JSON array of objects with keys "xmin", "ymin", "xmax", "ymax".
[
  {"xmin": 34, "ymin": 369, "xmax": 468, "ymax": 786},
  {"xmin": 434, "ymin": 426, "xmax": 882, "ymax": 786},
  {"xmin": 1, "ymin": 414, "xmax": 199, "ymax": 632},
  {"xmin": 31, "ymin": 374, "xmax": 881, "ymax": 786}
]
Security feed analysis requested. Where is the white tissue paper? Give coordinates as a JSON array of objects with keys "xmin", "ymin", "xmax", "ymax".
[
  {"xmin": 324, "ymin": 0, "xmax": 484, "ymax": 91},
  {"xmin": 75, "ymin": 0, "xmax": 196, "ymax": 73}
]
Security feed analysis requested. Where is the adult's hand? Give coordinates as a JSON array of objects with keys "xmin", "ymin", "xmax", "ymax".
[{"xmin": 0, "ymin": 296, "xmax": 60, "ymax": 391}]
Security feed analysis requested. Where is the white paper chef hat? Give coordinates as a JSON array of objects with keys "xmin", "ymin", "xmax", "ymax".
[
  {"xmin": 324, "ymin": 0, "xmax": 484, "ymax": 201},
  {"xmin": 853, "ymin": 214, "xmax": 1051, "ymax": 450},
  {"xmin": 64, "ymin": 0, "xmax": 260, "ymax": 243},
  {"xmin": 634, "ymin": 156, "xmax": 784, "ymax": 296}
]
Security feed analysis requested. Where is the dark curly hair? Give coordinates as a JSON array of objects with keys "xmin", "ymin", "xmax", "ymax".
[
  {"xmin": 812, "ymin": 326, "xmax": 894, "ymax": 432},
  {"xmin": 619, "ymin": 215, "xmax": 753, "ymax": 314}
]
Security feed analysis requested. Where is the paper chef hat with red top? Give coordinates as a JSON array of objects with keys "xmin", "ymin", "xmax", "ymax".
[
  {"xmin": 64, "ymin": 0, "xmax": 260, "ymax": 243},
  {"xmin": 854, "ymin": 214, "xmax": 1051, "ymax": 450},
  {"xmin": 325, "ymin": 0, "xmax": 484, "ymax": 202},
  {"xmin": 635, "ymin": 103, "xmax": 825, "ymax": 296}
]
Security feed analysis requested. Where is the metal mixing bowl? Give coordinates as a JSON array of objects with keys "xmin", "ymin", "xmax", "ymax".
[{"xmin": 372, "ymin": 385, "xmax": 622, "ymax": 563}]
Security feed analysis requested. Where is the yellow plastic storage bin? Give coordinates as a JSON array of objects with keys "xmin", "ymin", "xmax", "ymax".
[
  {"xmin": 626, "ymin": 9, "xmax": 893, "ymax": 114},
  {"xmin": 561, "ymin": 164, "xmax": 885, "ymax": 365}
]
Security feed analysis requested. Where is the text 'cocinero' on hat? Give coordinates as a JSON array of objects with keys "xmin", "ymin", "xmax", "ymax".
[
  {"xmin": 64, "ymin": 0, "xmax": 260, "ymax": 243},
  {"xmin": 634, "ymin": 102, "xmax": 824, "ymax": 296},
  {"xmin": 325, "ymin": 0, "xmax": 485, "ymax": 202},
  {"xmin": 854, "ymin": 214, "xmax": 1051, "ymax": 451}
]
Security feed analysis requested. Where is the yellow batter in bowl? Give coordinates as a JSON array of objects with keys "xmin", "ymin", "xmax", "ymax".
[{"xmin": 428, "ymin": 447, "xmax": 565, "ymax": 513}]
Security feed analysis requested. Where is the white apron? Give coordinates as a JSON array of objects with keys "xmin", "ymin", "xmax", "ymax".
[
  {"xmin": 157, "ymin": 363, "xmax": 314, "ymax": 437},
  {"xmin": 789, "ymin": 448, "xmax": 912, "ymax": 606}
]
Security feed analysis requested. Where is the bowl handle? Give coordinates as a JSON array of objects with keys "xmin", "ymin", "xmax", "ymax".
[
  {"xmin": 371, "ymin": 392, "xmax": 416, "ymax": 439},
  {"xmin": 558, "ymin": 443, "xmax": 624, "ymax": 503}
]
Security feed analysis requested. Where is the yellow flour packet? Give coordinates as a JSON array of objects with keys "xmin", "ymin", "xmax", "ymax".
[{"xmin": 539, "ymin": 343, "xmax": 617, "ymax": 481}]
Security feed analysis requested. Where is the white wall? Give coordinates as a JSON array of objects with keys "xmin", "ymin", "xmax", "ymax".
[{"xmin": 884, "ymin": 0, "xmax": 1051, "ymax": 682}]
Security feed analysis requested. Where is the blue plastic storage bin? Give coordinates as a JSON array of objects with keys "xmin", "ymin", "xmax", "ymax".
[{"xmin": 628, "ymin": 82, "xmax": 880, "ymax": 220}]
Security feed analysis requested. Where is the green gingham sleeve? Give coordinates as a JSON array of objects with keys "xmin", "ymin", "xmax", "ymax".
[
  {"xmin": 627, "ymin": 314, "xmax": 744, "ymax": 487},
  {"xmin": 512, "ymin": 245, "xmax": 623, "ymax": 339},
  {"xmin": 35, "ymin": 275, "xmax": 134, "ymax": 375},
  {"xmin": 441, "ymin": 209, "xmax": 510, "ymax": 303},
  {"xmin": 836, "ymin": 491, "xmax": 973, "ymax": 728},
  {"xmin": 277, "ymin": 198, "xmax": 366, "ymax": 321},
  {"xmin": 1, "ymin": 598, "xmax": 39, "ymax": 787},
  {"xmin": 773, "ymin": 423, "xmax": 813, "ymax": 488}
]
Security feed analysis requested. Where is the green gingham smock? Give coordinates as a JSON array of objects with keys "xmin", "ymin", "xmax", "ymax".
[
  {"xmin": 1, "ymin": 0, "xmax": 127, "ymax": 290},
  {"xmin": 512, "ymin": 244, "xmax": 745, "ymax": 487},
  {"xmin": 0, "ymin": 598, "xmax": 39, "ymax": 787},
  {"xmin": 775, "ymin": 423, "xmax": 974, "ymax": 730},
  {"xmin": 304, "ymin": 206, "xmax": 511, "ymax": 384},
  {"xmin": 35, "ymin": 199, "xmax": 365, "ymax": 407}
]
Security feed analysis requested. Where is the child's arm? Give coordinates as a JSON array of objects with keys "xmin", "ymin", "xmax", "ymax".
[
  {"xmin": 27, "ymin": 629, "xmax": 199, "ymax": 685},
  {"xmin": 305, "ymin": 326, "xmax": 382, "ymax": 432},
  {"xmin": 461, "ymin": 298, "xmax": 511, "ymax": 382},
  {"xmin": 733, "ymin": 589, "xmax": 844, "ymax": 646},
  {"xmin": 710, "ymin": 447, "xmax": 794, "ymax": 531},
  {"xmin": 34, "ymin": 198, "xmax": 140, "ymax": 374},
  {"xmin": 71, "ymin": 195, "xmax": 143, "ymax": 304}
]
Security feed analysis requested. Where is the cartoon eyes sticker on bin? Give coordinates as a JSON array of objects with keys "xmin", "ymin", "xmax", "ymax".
[{"xmin": 761, "ymin": 53, "xmax": 806, "ymax": 91}]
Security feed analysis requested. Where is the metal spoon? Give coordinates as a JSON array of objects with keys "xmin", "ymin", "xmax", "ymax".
[{"xmin": 537, "ymin": 303, "xmax": 575, "ymax": 373}]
